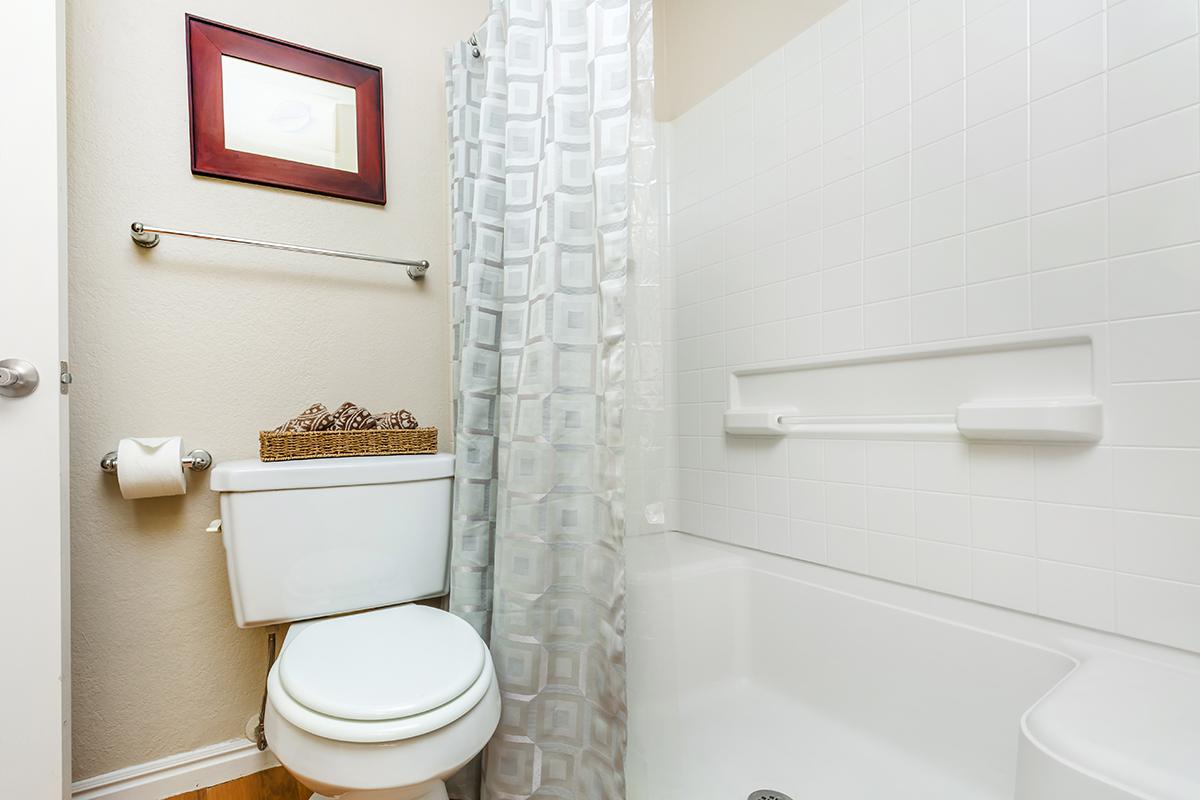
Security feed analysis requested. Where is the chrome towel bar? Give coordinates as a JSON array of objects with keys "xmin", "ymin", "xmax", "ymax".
[{"xmin": 130, "ymin": 222, "xmax": 430, "ymax": 280}]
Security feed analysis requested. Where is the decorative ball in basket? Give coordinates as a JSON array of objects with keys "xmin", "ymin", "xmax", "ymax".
[{"xmin": 260, "ymin": 402, "xmax": 437, "ymax": 462}]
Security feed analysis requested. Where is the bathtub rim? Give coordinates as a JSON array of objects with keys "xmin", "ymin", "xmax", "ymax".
[{"xmin": 629, "ymin": 530, "xmax": 1200, "ymax": 669}]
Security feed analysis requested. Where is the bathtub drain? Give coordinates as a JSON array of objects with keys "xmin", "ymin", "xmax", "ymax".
[{"xmin": 747, "ymin": 791, "xmax": 794, "ymax": 800}]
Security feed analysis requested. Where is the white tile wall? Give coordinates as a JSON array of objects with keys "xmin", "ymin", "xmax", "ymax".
[{"xmin": 663, "ymin": 0, "xmax": 1200, "ymax": 653}]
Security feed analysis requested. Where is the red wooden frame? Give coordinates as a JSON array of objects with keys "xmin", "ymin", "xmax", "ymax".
[{"xmin": 186, "ymin": 15, "xmax": 386, "ymax": 205}]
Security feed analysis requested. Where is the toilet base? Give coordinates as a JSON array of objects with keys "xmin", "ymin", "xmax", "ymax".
[{"xmin": 310, "ymin": 779, "xmax": 449, "ymax": 800}]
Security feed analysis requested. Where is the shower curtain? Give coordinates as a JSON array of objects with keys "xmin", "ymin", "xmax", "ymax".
[{"xmin": 444, "ymin": 0, "xmax": 659, "ymax": 797}]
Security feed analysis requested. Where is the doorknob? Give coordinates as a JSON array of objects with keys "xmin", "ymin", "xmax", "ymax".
[{"xmin": 0, "ymin": 359, "xmax": 39, "ymax": 398}]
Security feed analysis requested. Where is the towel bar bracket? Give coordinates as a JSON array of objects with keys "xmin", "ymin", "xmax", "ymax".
[{"xmin": 130, "ymin": 223, "xmax": 161, "ymax": 249}]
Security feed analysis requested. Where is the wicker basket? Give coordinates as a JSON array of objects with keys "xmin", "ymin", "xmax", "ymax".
[{"xmin": 259, "ymin": 427, "xmax": 438, "ymax": 462}]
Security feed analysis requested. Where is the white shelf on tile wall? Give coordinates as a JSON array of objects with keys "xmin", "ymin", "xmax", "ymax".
[{"xmin": 724, "ymin": 331, "xmax": 1105, "ymax": 443}]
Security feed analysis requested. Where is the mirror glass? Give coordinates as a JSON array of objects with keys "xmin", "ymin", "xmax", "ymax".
[{"xmin": 221, "ymin": 55, "xmax": 358, "ymax": 172}]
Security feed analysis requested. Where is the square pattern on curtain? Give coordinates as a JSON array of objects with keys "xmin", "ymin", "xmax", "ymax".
[{"xmin": 444, "ymin": 0, "xmax": 654, "ymax": 797}]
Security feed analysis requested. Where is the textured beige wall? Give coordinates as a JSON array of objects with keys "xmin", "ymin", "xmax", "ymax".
[
  {"xmin": 653, "ymin": 0, "xmax": 844, "ymax": 121},
  {"xmin": 67, "ymin": 0, "xmax": 487, "ymax": 780}
]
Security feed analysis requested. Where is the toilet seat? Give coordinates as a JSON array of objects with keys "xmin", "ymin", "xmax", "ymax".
[{"xmin": 268, "ymin": 605, "xmax": 496, "ymax": 744}]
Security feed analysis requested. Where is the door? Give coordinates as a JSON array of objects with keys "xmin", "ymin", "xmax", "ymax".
[{"xmin": 0, "ymin": 0, "xmax": 71, "ymax": 796}]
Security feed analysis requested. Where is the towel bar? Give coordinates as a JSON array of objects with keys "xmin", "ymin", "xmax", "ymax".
[
  {"xmin": 130, "ymin": 222, "xmax": 430, "ymax": 280},
  {"xmin": 724, "ymin": 398, "xmax": 1103, "ymax": 443}
]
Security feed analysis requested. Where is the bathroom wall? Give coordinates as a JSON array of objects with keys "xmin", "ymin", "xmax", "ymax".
[
  {"xmin": 663, "ymin": 0, "xmax": 1200, "ymax": 653},
  {"xmin": 67, "ymin": 0, "xmax": 487, "ymax": 780},
  {"xmin": 653, "ymin": 0, "xmax": 844, "ymax": 120}
]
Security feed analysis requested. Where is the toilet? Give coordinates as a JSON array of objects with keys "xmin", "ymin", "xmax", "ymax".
[{"xmin": 210, "ymin": 453, "xmax": 499, "ymax": 800}]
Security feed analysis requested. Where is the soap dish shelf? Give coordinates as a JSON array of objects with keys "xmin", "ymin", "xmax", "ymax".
[{"xmin": 725, "ymin": 397, "xmax": 1103, "ymax": 443}]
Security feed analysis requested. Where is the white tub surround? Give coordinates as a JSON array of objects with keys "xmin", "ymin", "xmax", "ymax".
[
  {"xmin": 662, "ymin": 0, "xmax": 1200, "ymax": 653},
  {"xmin": 627, "ymin": 532, "xmax": 1200, "ymax": 800}
]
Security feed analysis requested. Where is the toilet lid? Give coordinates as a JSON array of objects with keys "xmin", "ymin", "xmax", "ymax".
[{"xmin": 278, "ymin": 604, "xmax": 487, "ymax": 721}]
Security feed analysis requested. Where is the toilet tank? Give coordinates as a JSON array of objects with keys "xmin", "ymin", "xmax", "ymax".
[{"xmin": 210, "ymin": 454, "xmax": 456, "ymax": 628}]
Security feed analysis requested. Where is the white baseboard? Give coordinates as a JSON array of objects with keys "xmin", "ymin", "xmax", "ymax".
[{"xmin": 71, "ymin": 739, "xmax": 279, "ymax": 800}]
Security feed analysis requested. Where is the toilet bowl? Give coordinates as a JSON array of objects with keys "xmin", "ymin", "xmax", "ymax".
[{"xmin": 263, "ymin": 604, "xmax": 500, "ymax": 800}]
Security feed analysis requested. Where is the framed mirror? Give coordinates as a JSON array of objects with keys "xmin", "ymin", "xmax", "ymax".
[{"xmin": 186, "ymin": 15, "xmax": 386, "ymax": 204}]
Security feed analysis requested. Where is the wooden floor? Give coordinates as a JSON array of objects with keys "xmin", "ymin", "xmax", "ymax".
[{"xmin": 165, "ymin": 766, "xmax": 311, "ymax": 800}]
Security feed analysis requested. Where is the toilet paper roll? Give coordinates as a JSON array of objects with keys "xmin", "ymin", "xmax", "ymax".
[{"xmin": 116, "ymin": 436, "xmax": 188, "ymax": 500}]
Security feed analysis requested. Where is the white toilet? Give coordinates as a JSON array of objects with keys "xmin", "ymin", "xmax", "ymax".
[{"xmin": 210, "ymin": 454, "xmax": 499, "ymax": 800}]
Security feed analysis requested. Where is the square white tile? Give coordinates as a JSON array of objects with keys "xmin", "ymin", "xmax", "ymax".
[
  {"xmin": 973, "ymin": 549, "xmax": 1038, "ymax": 612},
  {"xmin": 1037, "ymin": 503, "xmax": 1114, "ymax": 569},
  {"xmin": 916, "ymin": 490, "xmax": 972, "ymax": 544},
  {"xmin": 1038, "ymin": 561, "xmax": 1116, "ymax": 630},
  {"xmin": 1107, "ymin": 0, "xmax": 1199, "ymax": 68},
  {"xmin": 971, "ymin": 496, "xmax": 1037, "ymax": 555},
  {"xmin": 917, "ymin": 540, "xmax": 973, "ymax": 596},
  {"xmin": 1114, "ymin": 509, "xmax": 1200, "ymax": 584}
]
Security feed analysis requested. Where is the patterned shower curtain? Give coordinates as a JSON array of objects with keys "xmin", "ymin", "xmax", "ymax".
[{"xmin": 444, "ymin": 0, "xmax": 657, "ymax": 798}]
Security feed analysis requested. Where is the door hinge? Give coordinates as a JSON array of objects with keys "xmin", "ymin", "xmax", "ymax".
[{"xmin": 60, "ymin": 361, "xmax": 72, "ymax": 395}]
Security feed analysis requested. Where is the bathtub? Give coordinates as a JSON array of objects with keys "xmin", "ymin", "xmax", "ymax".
[{"xmin": 626, "ymin": 532, "xmax": 1200, "ymax": 800}]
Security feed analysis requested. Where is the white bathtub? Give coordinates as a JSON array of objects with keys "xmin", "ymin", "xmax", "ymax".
[{"xmin": 626, "ymin": 532, "xmax": 1200, "ymax": 800}]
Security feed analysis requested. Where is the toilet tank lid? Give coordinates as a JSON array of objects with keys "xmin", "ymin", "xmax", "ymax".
[{"xmin": 210, "ymin": 453, "xmax": 455, "ymax": 492}]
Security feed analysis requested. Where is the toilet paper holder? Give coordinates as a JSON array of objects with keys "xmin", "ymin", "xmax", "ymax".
[{"xmin": 99, "ymin": 448, "xmax": 213, "ymax": 474}]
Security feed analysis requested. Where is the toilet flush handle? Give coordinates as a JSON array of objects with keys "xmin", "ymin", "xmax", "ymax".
[{"xmin": 206, "ymin": 519, "xmax": 222, "ymax": 534}]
